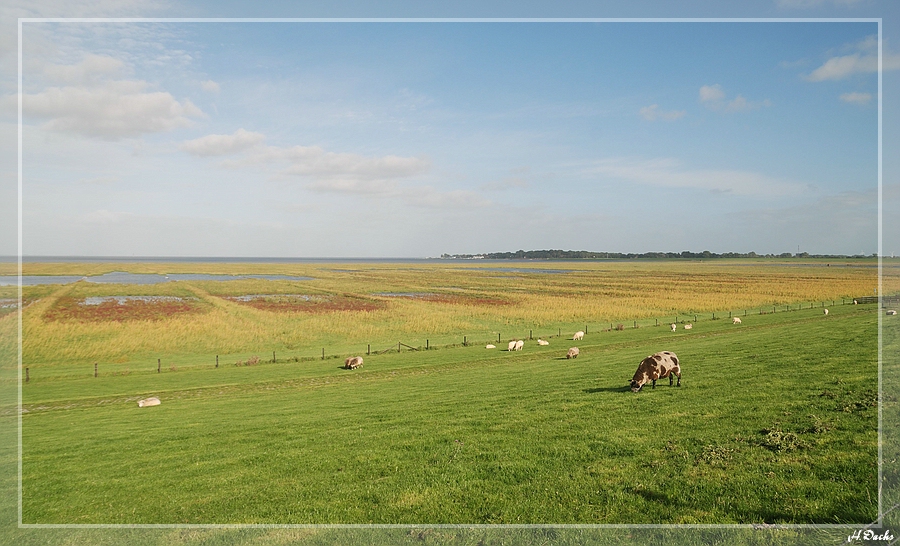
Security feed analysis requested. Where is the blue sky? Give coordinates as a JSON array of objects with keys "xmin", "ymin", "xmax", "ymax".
[{"xmin": 3, "ymin": 1, "xmax": 898, "ymax": 257}]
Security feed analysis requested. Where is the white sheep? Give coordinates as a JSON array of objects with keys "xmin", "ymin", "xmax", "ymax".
[
  {"xmin": 824, "ymin": 308, "xmax": 829, "ymax": 316},
  {"xmin": 670, "ymin": 323, "xmax": 677, "ymax": 332},
  {"xmin": 537, "ymin": 339, "xmax": 549, "ymax": 346},
  {"xmin": 573, "ymin": 331, "xmax": 584, "ymax": 341},
  {"xmin": 486, "ymin": 344, "xmax": 496, "ymax": 349},
  {"xmin": 566, "ymin": 347, "xmax": 580, "ymax": 359},
  {"xmin": 138, "ymin": 397, "xmax": 160, "ymax": 408},
  {"xmin": 684, "ymin": 324, "xmax": 693, "ymax": 330},
  {"xmin": 732, "ymin": 317, "xmax": 742, "ymax": 324},
  {"xmin": 515, "ymin": 340, "xmax": 524, "ymax": 351},
  {"xmin": 508, "ymin": 340, "xmax": 517, "ymax": 351}
]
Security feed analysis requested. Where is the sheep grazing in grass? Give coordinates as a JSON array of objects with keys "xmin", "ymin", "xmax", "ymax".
[
  {"xmin": 566, "ymin": 347, "xmax": 580, "ymax": 359},
  {"xmin": 732, "ymin": 317, "xmax": 742, "ymax": 324},
  {"xmin": 537, "ymin": 339, "xmax": 549, "ymax": 346},
  {"xmin": 486, "ymin": 344, "xmax": 496, "ymax": 349},
  {"xmin": 824, "ymin": 308, "xmax": 829, "ymax": 316},
  {"xmin": 670, "ymin": 323, "xmax": 677, "ymax": 332},
  {"xmin": 573, "ymin": 331, "xmax": 584, "ymax": 341},
  {"xmin": 684, "ymin": 324, "xmax": 693, "ymax": 330},
  {"xmin": 344, "ymin": 356, "xmax": 363, "ymax": 370},
  {"xmin": 138, "ymin": 397, "xmax": 160, "ymax": 408},
  {"xmin": 508, "ymin": 340, "xmax": 517, "ymax": 351},
  {"xmin": 630, "ymin": 351, "xmax": 681, "ymax": 392},
  {"xmin": 515, "ymin": 340, "xmax": 524, "ymax": 351}
]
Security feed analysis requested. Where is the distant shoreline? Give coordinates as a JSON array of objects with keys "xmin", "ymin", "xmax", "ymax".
[{"xmin": 0, "ymin": 254, "xmax": 885, "ymax": 264}]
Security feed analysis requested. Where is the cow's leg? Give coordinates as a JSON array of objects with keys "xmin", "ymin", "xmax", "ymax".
[
  {"xmin": 675, "ymin": 370, "xmax": 681, "ymax": 387},
  {"xmin": 651, "ymin": 379, "xmax": 656, "ymax": 389}
]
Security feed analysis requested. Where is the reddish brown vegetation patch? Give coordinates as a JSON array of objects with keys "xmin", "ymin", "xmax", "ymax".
[
  {"xmin": 374, "ymin": 292, "xmax": 510, "ymax": 306},
  {"xmin": 225, "ymin": 294, "xmax": 384, "ymax": 313},
  {"xmin": 44, "ymin": 296, "xmax": 206, "ymax": 322}
]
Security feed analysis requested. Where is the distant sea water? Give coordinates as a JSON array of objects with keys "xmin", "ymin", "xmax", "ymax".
[{"xmin": 0, "ymin": 256, "xmax": 439, "ymax": 263}]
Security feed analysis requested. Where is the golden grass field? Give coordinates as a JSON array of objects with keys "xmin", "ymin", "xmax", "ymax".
[{"xmin": 1, "ymin": 259, "xmax": 896, "ymax": 368}]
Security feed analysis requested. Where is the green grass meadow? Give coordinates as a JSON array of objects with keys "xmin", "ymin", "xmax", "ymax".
[
  {"xmin": 20, "ymin": 302, "xmax": 878, "ymax": 525},
  {"xmin": 1, "ymin": 260, "xmax": 895, "ymax": 545}
]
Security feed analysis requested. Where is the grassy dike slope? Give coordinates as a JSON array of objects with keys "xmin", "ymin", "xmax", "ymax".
[{"xmin": 19, "ymin": 302, "xmax": 877, "ymax": 525}]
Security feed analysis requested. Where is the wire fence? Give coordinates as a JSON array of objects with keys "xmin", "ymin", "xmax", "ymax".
[{"xmin": 24, "ymin": 295, "xmax": 894, "ymax": 382}]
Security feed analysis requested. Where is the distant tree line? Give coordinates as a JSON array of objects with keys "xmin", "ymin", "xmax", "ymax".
[{"xmin": 438, "ymin": 250, "xmax": 877, "ymax": 260}]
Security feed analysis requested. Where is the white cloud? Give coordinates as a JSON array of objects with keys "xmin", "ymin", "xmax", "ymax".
[
  {"xmin": 807, "ymin": 53, "xmax": 878, "ymax": 81},
  {"xmin": 699, "ymin": 84, "xmax": 725, "ymax": 103},
  {"xmin": 181, "ymin": 128, "xmax": 265, "ymax": 157},
  {"xmin": 639, "ymin": 104, "xmax": 686, "ymax": 122},
  {"xmin": 807, "ymin": 36, "xmax": 900, "ymax": 81},
  {"xmin": 275, "ymin": 146, "xmax": 430, "ymax": 180},
  {"xmin": 24, "ymin": 77, "xmax": 203, "ymax": 139},
  {"xmin": 482, "ymin": 176, "xmax": 529, "ymax": 191},
  {"xmin": 43, "ymin": 54, "xmax": 124, "ymax": 85},
  {"xmin": 200, "ymin": 79, "xmax": 220, "ymax": 93},
  {"xmin": 839, "ymin": 92, "xmax": 872, "ymax": 104},
  {"xmin": 699, "ymin": 85, "xmax": 770, "ymax": 113},
  {"xmin": 183, "ymin": 130, "xmax": 459, "ymax": 207},
  {"xmin": 218, "ymin": 143, "xmax": 431, "ymax": 183},
  {"xmin": 586, "ymin": 157, "xmax": 808, "ymax": 198}
]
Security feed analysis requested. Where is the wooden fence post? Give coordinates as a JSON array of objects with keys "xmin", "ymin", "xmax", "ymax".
[
  {"xmin": 158, "ymin": 359, "xmax": 161, "ymax": 373},
  {"xmin": 498, "ymin": 333, "xmax": 501, "ymax": 342},
  {"xmin": 216, "ymin": 355, "xmax": 218, "ymax": 368},
  {"xmin": 463, "ymin": 336, "xmax": 467, "ymax": 346},
  {"xmin": 322, "ymin": 348, "xmax": 325, "ymax": 360},
  {"xmin": 25, "ymin": 367, "xmax": 29, "ymax": 383},
  {"xmin": 94, "ymin": 362, "xmax": 98, "ymax": 378},
  {"xmin": 426, "ymin": 339, "xmax": 429, "ymax": 350},
  {"xmin": 367, "ymin": 344, "xmax": 370, "ymax": 355},
  {"xmin": 530, "ymin": 329, "xmax": 533, "ymax": 340}
]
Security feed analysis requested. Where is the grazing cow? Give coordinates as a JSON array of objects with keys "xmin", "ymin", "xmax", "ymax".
[
  {"xmin": 508, "ymin": 340, "xmax": 517, "ymax": 351},
  {"xmin": 824, "ymin": 308, "xmax": 829, "ymax": 316},
  {"xmin": 567, "ymin": 347, "xmax": 580, "ymax": 359},
  {"xmin": 630, "ymin": 351, "xmax": 681, "ymax": 392},
  {"xmin": 732, "ymin": 317, "xmax": 742, "ymax": 324},
  {"xmin": 344, "ymin": 356, "xmax": 363, "ymax": 369},
  {"xmin": 573, "ymin": 331, "xmax": 585, "ymax": 341},
  {"xmin": 684, "ymin": 324, "xmax": 693, "ymax": 330},
  {"xmin": 486, "ymin": 344, "xmax": 496, "ymax": 349},
  {"xmin": 670, "ymin": 323, "xmax": 677, "ymax": 332},
  {"xmin": 537, "ymin": 339, "xmax": 549, "ymax": 346},
  {"xmin": 138, "ymin": 397, "xmax": 160, "ymax": 408},
  {"xmin": 515, "ymin": 340, "xmax": 524, "ymax": 351}
]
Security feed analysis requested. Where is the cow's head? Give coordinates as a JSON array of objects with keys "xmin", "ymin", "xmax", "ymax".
[{"xmin": 630, "ymin": 378, "xmax": 646, "ymax": 392}]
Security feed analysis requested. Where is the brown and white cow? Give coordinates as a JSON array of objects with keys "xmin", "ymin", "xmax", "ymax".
[
  {"xmin": 630, "ymin": 351, "xmax": 681, "ymax": 392},
  {"xmin": 344, "ymin": 356, "xmax": 363, "ymax": 369}
]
